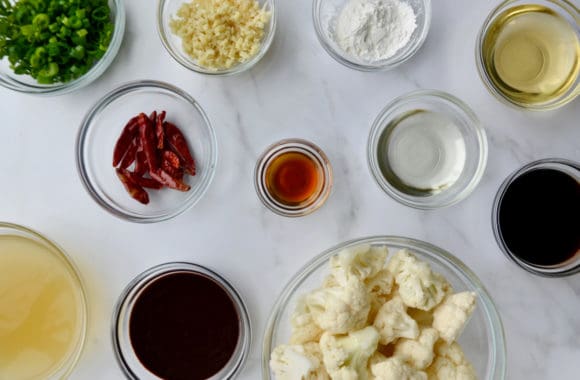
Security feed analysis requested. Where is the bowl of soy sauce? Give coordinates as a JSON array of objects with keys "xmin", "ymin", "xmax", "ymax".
[{"xmin": 492, "ymin": 159, "xmax": 580, "ymax": 277}]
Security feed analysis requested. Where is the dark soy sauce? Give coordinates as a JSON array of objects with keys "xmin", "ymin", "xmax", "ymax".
[
  {"xmin": 498, "ymin": 168, "xmax": 580, "ymax": 266},
  {"xmin": 129, "ymin": 272, "xmax": 240, "ymax": 380}
]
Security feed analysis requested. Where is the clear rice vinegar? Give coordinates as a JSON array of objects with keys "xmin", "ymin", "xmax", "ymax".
[{"xmin": 482, "ymin": 4, "xmax": 580, "ymax": 105}]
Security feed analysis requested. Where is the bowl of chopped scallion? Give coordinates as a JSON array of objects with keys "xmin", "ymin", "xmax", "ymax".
[{"xmin": 0, "ymin": 0, "xmax": 125, "ymax": 95}]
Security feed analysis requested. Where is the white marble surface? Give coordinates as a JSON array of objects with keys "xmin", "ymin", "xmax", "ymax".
[{"xmin": 1, "ymin": 0, "xmax": 579, "ymax": 379}]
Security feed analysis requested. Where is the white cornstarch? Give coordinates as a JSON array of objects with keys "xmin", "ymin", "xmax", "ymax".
[{"xmin": 334, "ymin": 0, "xmax": 417, "ymax": 62}]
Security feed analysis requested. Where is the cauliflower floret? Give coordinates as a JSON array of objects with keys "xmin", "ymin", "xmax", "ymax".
[
  {"xmin": 373, "ymin": 296, "xmax": 419, "ymax": 345},
  {"xmin": 432, "ymin": 292, "xmax": 476, "ymax": 343},
  {"xmin": 291, "ymin": 297, "xmax": 324, "ymax": 344},
  {"xmin": 370, "ymin": 357, "xmax": 427, "ymax": 380},
  {"xmin": 270, "ymin": 344, "xmax": 328, "ymax": 380},
  {"xmin": 303, "ymin": 343, "xmax": 331, "ymax": 379},
  {"xmin": 330, "ymin": 245, "xmax": 388, "ymax": 285},
  {"xmin": 393, "ymin": 328, "xmax": 439, "ymax": 369},
  {"xmin": 319, "ymin": 326, "xmax": 379, "ymax": 380},
  {"xmin": 306, "ymin": 276, "xmax": 370, "ymax": 334},
  {"xmin": 387, "ymin": 250, "xmax": 451, "ymax": 311},
  {"xmin": 366, "ymin": 269, "xmax": 395, "ymax": 321},
  {"xmin": 426, "ymin": 342, "xmax": 478, "ymax": 380}
]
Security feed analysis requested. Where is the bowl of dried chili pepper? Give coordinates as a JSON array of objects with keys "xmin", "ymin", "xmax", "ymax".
[{"xmin": 76, "ymin": 80, "xmax": 217, "ymax": 223}]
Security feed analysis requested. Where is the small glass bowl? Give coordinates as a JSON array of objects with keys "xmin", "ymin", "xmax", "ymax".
[
  {"xmin": 157, "ymin": 0, "xmax": 277, "ymax": 76},
  {"xmin": 492, "ymin": 158, "xmax": 580, "ymax": 277},
  {"xmin": 476, "ymin": 0, "xmax": 580, "ymax": 110},
  {"xmin": 0, "ymin": 222, "xmax": 88, "ymax": 379},
  {"xmin": 254, "ymin": 139, "xmax": 333, "ymax": 217},
  {"xmin": 112, "ymin": 262, "xmax": 251, "ymax": 380},
  {"xmin": 76, "ymin": 80, "xmax": 217, "ymax": 223},
  {"xmin": 368, "ymin": 90, "xmax": 488, "ymax": 209},
  {"xmin": 313, "ymin": 0, "xmax": 431, "ymax": 71},
  {"xmin": 0, "ymin": 0, "xmax": 125, "ymax": 96},
  {"xmin": 262, "ymin": 236, "xmax": 507, "ymax": 379}
]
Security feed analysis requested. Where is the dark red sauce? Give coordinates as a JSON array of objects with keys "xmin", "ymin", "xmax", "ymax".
[{"xmin": 129, "ymin": 271, "xmax": 240, "ymax": 380}]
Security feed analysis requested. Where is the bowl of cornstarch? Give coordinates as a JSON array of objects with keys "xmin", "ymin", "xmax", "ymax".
[{"xmin": 313, "ymin": 0, "xmax": 431, "ymax": 71}]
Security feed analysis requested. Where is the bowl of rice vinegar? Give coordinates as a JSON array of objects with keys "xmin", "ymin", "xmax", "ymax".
[
  {"xmin": 0, "ymin": 223, "xmax": 87, "ymax": 380},
  {"xmin": 477, "ymin": 0, "xmax": 580, "ymax": 110}
]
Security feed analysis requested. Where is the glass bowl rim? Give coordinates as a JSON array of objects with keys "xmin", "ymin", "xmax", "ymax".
[
  {"xmin": 75, "ymin": 79, "xmax": 218, "ymax": 223},
  {"xmin": 0, "ymin": 221, "xmax": 88, "ymax": 378},
  {"xmin": 156, "ymin": 0, "xmax": 278, "ymax": 76},
  {"xmin": 261, "ymin": 235, "xmax": 507, "ymax": 380},
  {"xmin": 0, "ymin": 0, "xmax": 126, "ymax": 96},
  {"xmin": 367, "ymin": 89, "xmax": 488, "ymax": 209},
  {"xmin": 312, "ymin": 0, "xmax": 432, "ymax": 72},
  {"xmin": 474, "ymin": 0, "xmax": 580, "ymax": 111},
  {"xmin": 254, "ymin": 138, "xmax": 334, "ymax": 217},
  {"xmin": 491, "ymin": 158, "xmax": 580, "ymax": 277},
  {"xmin": 111, "ymin": 262, "xmax": 252, "ymax": 380}
]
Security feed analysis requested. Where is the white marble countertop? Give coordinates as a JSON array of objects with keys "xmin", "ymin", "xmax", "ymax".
[{"xmin": 1, "ymin": 0, "xmax": 579, "ymax": 379}]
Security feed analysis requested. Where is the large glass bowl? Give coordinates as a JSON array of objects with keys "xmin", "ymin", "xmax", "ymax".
[
  {"xmin": 157, "ymin": 0, "xmax": 277, "ymax": 76},
  {"xmin": 0, "ymin": 222, "xmax": 88, "ymax": 379},
  {"xmin": 313, "ymin": 0, "xmax": 431, "ymax": 71},
  {"xmin": 76, "ymin": 80, "xmax": 217, "ymax": 223},
  {"xmin": 0, "ymin": 0, "xmax": 125, "ymax": 96},
  {"xmin": 262, "ymin": 236, "xmax": 507, "ymax": 380}
]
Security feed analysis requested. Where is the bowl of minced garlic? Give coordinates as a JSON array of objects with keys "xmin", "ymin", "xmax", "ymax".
[{"xmin": 157, "ymin": 0, "xmax": 275, "ymax": 74}]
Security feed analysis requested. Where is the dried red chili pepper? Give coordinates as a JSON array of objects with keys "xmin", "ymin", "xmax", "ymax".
[
  {"xmin": 150, "ymin": 169, "xmax": 191, "ymax": 192},
  {"xmin": 113, "ymin": 116, "xmax": 139, "ymax": 167},
  {"xmin": 119, "ymin": 139, "xmax": 138, "ymax": 169},
  {"xmin": 162, "ymin": 150, "xmax": 180, "ymax": 169},
  {"xmin": 162, "ymin": 159, "xmax": 184, "ymax": 180},
  {"xmin": 126, "ymin": 171, "xmax": 164, "ymax": 190},
  {"xmin": 164, "ymin": 121, "xmax": 196, "ymax": 176},
  {"xmin": 134, "ymin": 151, "xmax": 147, "ymax": 176},
  {"xmin": 156, "ymin": 111, "xmax": 166, "ymax": 149},
  {"xmin": 149, "ymin": 111, "xmax": 157, "ymax": 125},
  {"xmin": 116, "ymin": 168, "xmax": 149, "ymax": 204},
  {"xmin": 138, "ymin": 113, "xmax": 159, "ymax": 173}
]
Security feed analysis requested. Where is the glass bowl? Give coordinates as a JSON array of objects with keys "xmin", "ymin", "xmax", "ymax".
[
  {"xmin": 0, "ymin": 222, "xmax": 88, "ymax": 379},
  {"xmin": 492, "ymin": 158, "xmax": 580, "ymax": 277},
  {"xmin": 475, "ymin": 0, "xmax": 580, "ymax": 110},
  {"xmin": 0, "ymin": 0, "xmax": 125, "ymax": 96},
  {"xmin": 113, "ymin": 262, "xmax": 251, "ymax": 380},
  {"xmin": 157, "ymin": 0, "xmax": 277, "ymax": 76},
  {"xmin": 254, "ymin": 139, "xmax": 333, "ymax": 217},
  {"xmin": 76, "ymin": 80, "xmax": 217, "ymax": 223},
  {"xmin": 313, "ymin": 0, "xmax": 431, "ymax": 71},
  {"xmin": 262, "ymin": 236, "xmax": 507, "ymax": 380},
  {"xmin": 367, "ymin": 90, "xmax": 488, "ymax": 209}
]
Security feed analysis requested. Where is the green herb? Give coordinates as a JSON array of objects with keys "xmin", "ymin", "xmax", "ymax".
[{"xmin": 0, "ymin": 0, "xmax": 114, "ymax": 84}]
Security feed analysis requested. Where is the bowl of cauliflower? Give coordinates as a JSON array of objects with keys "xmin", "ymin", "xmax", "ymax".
[{"xmin": 263, "ymin": 236, "xmax": 506, "ymax": 380}]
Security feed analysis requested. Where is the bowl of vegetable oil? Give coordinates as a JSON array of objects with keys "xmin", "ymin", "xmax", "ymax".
[{"xmin": 476, "ymin": 0, "xmax": 580, "ymax": 110}]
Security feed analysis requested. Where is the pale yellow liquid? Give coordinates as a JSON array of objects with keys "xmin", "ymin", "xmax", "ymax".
[
  {"xmin": 0, "ymin": 236, "xmax": 84, "ymax": 380},
  {"xmin": 483, "ymin": 5, "xmax": 580, "ymax": 105}
]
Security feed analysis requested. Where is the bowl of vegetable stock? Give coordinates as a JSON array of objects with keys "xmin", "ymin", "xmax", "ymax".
[
  {"xmin": 368, "ymin": 90, "xmax": 488, "ymax": 209},
  {"xmin": 0, "ymin": 0, "xmax": 125, "ymax": 95},
  {"xmin": 0, "ymin": 222, "xmax": 87, "ymax": 380},
  {"xmin": 476, "ymin": 0, "xmax": 580, "ymax": 110}
]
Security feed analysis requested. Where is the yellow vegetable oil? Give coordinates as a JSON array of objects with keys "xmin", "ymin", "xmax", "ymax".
[
  {"xmin": 0, "ymin": 235, "xmax": 85, "ymax": 380},
  {"xmin": 482, "ymin": 4, "xmax": 580, "ymax": 106}
]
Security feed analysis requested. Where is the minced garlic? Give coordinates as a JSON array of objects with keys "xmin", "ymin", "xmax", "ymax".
[{"xmin": 170, "ymin": 0, "xmax": 270, "ymax": 70}]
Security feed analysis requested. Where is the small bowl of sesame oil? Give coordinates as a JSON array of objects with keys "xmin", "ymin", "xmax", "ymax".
[
  {"xmin": 476, "ymin": 0, "xmax": 580, "ymax": 110},
  {"xmin": 254, "ymin": 139, "xmax": 333, "ymax": 217}
]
